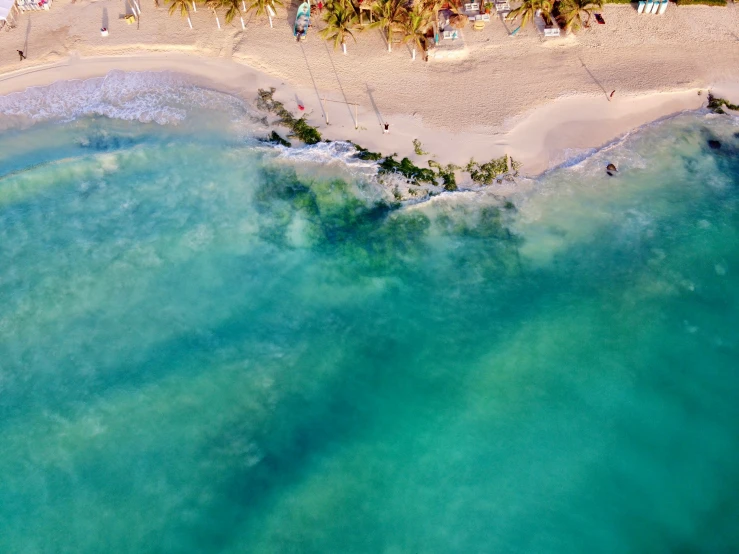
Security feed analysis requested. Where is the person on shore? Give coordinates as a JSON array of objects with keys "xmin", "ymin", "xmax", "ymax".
[
  {"xmin": 17, "ymin": 50, "xmax": 26, "ymax": 61},
  {"xmin": 317, "ymin": 1, "xmax": 323, "ymax": 12},
  {"xmin": 383, "ymin": 123, "xmax": 389, "ymax": 134}
]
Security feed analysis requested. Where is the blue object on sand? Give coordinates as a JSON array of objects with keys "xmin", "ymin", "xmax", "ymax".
[{"xmin": 293, "ymin": 1, "xmax": 311, "ymax": 38}]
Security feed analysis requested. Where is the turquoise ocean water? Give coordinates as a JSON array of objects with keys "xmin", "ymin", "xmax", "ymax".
[{"xmin": 1, "ymin": 72, "xmax": 738, "ymax": 553}]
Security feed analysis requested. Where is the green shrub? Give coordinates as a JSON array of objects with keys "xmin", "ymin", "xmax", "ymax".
[
  {"xmin": 351, "ymin": 142, "xmax": 383, "ymax": 161},
  {"xmin": 428, "ymin": 160, "xmax": 460, "ymax": 191},
  {"xmin": 379, "ymin": 155, "xmax": 437, "ymax": 184},
  {"xmin": 604, "ymin": 0, "xmax": 635, "ymax": 5},
  {"xmin": 412, "ymin": 139, "xmax": 428, "ymax": 156},
  {"xmin": 707, "ymin": 93, "xmax": 739, "ymax": 114},
  {"xmin": 265, "ymin": 131, "xmax": 291, "ymax": 147}
]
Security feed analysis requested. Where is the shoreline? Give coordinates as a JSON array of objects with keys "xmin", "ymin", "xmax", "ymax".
[{"xmin": 0, "ymin": 53, "xmax": 735, "ymax": 182}]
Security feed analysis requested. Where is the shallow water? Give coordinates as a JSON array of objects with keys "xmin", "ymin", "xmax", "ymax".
[{"xmin": 1, "ymin": 74, "xmax": 738, "ymax": 553}]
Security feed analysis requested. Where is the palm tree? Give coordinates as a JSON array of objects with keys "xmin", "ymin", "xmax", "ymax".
[
  {"xmin": 320, "ymin": 0, "xmax": 358, "ymax": 54},
  {"xmin": 244, "ymin": 0, "xmax": 283, "ymax": 26},
  {"xmin": 369, "ymin": 0, "xmax": 407, "ymax": 52},
  {"xmin": 204, "ymin": 0, "xmax": 224, "ymax": 28},
  {"xmin": 557, "ymin": 0, "xmax": 602, "ymax": 32},
  {"xmin": 507, "ymin": 0, "xmax": 553, "ymax": 28},
  {"xmin": 221, "ymin": 0, "xmax": 246, "ymax": 27},
  {"xmin": 168, "ymin": 0, "xmax": 193, "ymax": 28},
  {"xmin": 402, "ymin": 5, "xmax": 431, "ymax": 61}
]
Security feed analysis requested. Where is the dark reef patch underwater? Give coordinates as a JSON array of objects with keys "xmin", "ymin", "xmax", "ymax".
[{"xmin": 0, "ymin": 77, "xmax": 738, "ymax": 553}]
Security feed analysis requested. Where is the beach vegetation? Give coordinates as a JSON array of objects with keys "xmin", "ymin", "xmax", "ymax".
[
  {"xmin": 320, "ymin": 0, "xmax": 359, "ymax": 54},
  {"xmin": 379, "ymin": 154, "xmax": 437, "ymax": 184},
  {"xmin": 368, "ymin": 0, "xmax": 408, "ymax": 52},
  {"xmin": 428, "ymin": 160, "xmax": 460, "ymax": 191},
  {"xmin": 557, "ymin": 0, "xmax": 603, "ymax": 33},
  {"xmin": 257, "ymin": 88, "xmax": 323, "ymax": 144},
  {"xmin": 168, "ymin": 0, "xmax": 194, "ymax": 28},
  {"xmin": 465, "ymin": 156, "xmax": 515, "ymax": 185},
  {"xmin": 412, "ymin": 139, "xmax": 428, "ymax": 155},
  {"xmin": 402, "ymin": 5, "xmax": 433, "ymax": 61},
  {"xmin": 707, "ymin": 93, "xmax": 739, "ymax": 114},
  {"xmin": 204, "ymin": 0, "xmax": 225, "ymax": 27},
  {"xmin": 243, "ymin": 0, "xmax": 283, "ymax": 21},
  {"xmin": 220, "ymin": 0, "xmax": 246, "ymax": 25},
  {"xmin": 507, "ymin": 0, "xmax": 552, "ymax": 27},
  {"xmin": 351, "ymin": 143, "xmax": 384, "ymax": 160},
  {"xmin": 265, "ymin": 131, "xmax": 291, "ymax": 147}
]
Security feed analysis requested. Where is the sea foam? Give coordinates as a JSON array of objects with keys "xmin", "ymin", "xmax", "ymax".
[{"xmin": 0, "ymin": 70, "xmax": 248, "ymax": 127}]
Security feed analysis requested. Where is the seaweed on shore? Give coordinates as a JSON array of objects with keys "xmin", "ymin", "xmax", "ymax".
[
  {"xmin": 261, "ymin": 131, "xmax": 291, "ymax": 148},
  {"xmin": 413, "ymin": 139, "xmax": 428, "ymax": 156},
  {"xmin": 257, "ymin": 88, "xmax": 323, "ymax": 145},
  {"xmin": 428, "ymin": 160, "xmax": 460, "ymax": 191},
  {"xmin": 350, "ymin": 142, "xmax": 383, "ymax": 161},
  {"xmin": 465, "ymin": 156, "xmax": 520, "ymax": 186},
  {"xmin": 707, "ymin": 93, "xmax": 739, "ymax": 115},
  {"xmin": 379, "ymin": 155, "xmax": 437, "ymax": 184}
]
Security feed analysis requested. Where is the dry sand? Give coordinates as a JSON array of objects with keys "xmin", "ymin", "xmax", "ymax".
[{"xmin": 0, "ymin": 0, "xmax": 737, "ymax": 175}]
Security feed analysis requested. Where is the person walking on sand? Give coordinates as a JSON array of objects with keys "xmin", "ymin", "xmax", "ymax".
[
  {"xmin": 610, "ymin": 90, "xmax": 615, "ymax": 100},
  {"xmin": 17, "ymin": 50, "xmax": 26, "ymax": 61},
  {"xmin": 383, "ymin": 123, "xmax": 389, "ymax": 134}
]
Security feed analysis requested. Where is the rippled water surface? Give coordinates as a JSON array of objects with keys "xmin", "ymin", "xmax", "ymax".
[{"xmin": 1, "ymin": 74, "xmax": 738, "ymax": 553}]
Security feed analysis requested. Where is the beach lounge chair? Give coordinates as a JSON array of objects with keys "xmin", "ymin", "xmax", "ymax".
[
  {"xmin": 650, "ymin": 0, "xmax": 660, "ymax": 13},
  {"xmin": 637, "ymin": 1, "xmax": 645, "ymax": 12},
  {"xmin": 644, "ymin": 0, "xmax": 653, "ymax": 12},
  {"xmin": 443, "ymin": 30, "xmax": 452, "ymax": 39},
  {"xmin": 481, "ymin": 13, "xmax": 490, "ymax": 20},
  {"xmin": 658, "ymin": 0, "xmax": 668, "ymax": 14},
  {"xmin": 543, "ymin": 26, "xmax": 560, "ymax": 37}
]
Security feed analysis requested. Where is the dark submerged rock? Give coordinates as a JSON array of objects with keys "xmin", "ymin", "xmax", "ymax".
[{"xmin": 708, "ymin": 140, "xmax": 721, "ymax": 150}]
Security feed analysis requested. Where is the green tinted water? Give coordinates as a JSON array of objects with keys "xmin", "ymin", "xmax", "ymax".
[{"xmin": 0, "ymin": 102, "xmax": 738, "ymax": 552}]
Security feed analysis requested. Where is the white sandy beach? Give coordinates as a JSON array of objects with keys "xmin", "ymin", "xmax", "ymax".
[{"xmin": 0, "ymin": 0, "xmax": 737, "ymax": 175}]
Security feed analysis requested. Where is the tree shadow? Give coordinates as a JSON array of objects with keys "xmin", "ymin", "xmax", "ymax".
[
  {"xmin": 578, "ymin": 56, "xmax": 610, "ymax": 101},
  {"xmin": 23, "ymin": 16, "xmax": 31, "ymax": 56},
  {"xmin": 323, "ymin": 41, "xmax": 355, "ymax": 124},
  {"xmin": 299, "ymin": 43, "xmax": 327, "ymax": 121},
  {"xmin": 366, "ymin": 84, "xmax": 384, "ymax": 128},
  {"xmin": 498, "ymin": 13, "xmax": 513, "ymax": 35}
]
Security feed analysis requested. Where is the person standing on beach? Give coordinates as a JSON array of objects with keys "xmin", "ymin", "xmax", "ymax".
[
  {"xmin": 610, "ymin": 90, "xmax": 615, "ymax": 99},
  {"xmin": 383, "ymin": 123, "xmax": 389, "ymax": 134},
  {"xmin": 17, "ymin": 50, "xmax": 26, "ymax": 61}
]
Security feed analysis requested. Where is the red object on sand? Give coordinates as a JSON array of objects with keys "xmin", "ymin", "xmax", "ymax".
[{"xmin": 298, "ymin": 104, "xmax": 305, "ymax": 111}]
